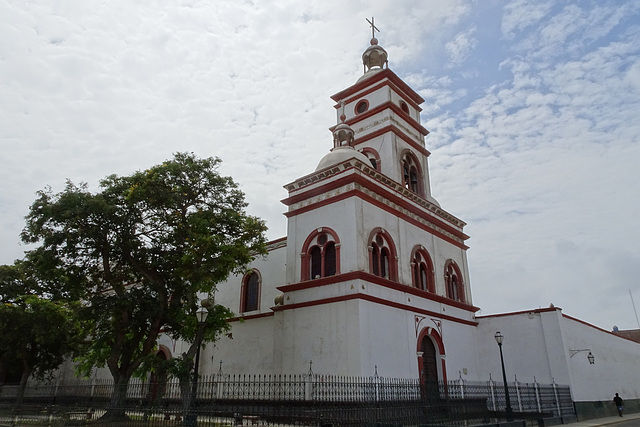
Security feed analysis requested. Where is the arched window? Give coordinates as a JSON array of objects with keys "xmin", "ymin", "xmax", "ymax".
[
  {"xmin": 368, "ymin": 228, "xmax": 398, "ymax": 281},
  {"xmin": 401, "ymin": 152, "xmax": 423, "ymax": 196},
  {"xmin": 360, "ymin": 147, "xmax": 381, "ymax": 172},
  {"xmin": 444, "ymin": 262, "xmax": 465, "ymax": 303},
  {"xmin": 310, "ymin": 246, "xmax": 322, "ymax": 279},
  {"xmin": 411, "ymin": 247, "xmax": 435, "ymax": 292},
  {"xmin": 301, "ymin": 228, "xmax": 341, "ymax": 281},
  {"xmin": 324, "ymin": 242, "xmax": 337, "ymax": 276},
  {"xmin": 241, "ymin": 270, "xmax": 261, "ymax": 312}
]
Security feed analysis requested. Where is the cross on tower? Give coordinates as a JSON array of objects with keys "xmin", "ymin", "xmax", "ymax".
[{"xmin": 366, "ymin": 17, "xmax": 380, "ymax": 39}]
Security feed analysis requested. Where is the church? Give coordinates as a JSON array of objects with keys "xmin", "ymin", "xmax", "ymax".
[{"xmin": 157, "ymin": 30, "xmax": 640, "ymax": 419}]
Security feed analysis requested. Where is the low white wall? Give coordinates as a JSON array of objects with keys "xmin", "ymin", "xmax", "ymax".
[{"xmin": 475, "ymin": 308, "xmax": 640, "ymax": 403}]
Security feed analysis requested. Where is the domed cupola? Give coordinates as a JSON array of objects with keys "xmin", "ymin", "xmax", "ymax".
[
  {"xmin": 359, "ymin": 18, "xmax": 388, "ymax": 82},
  {"xmin": 316, "ymin": 113, "xmax": 370, "ymax": 171},
  {"xmin": 362, "ymin": 37, "xmax": 388, "ymax": 73},
  {"xmin": 332, "ymin": 113, "xmax": 355, "ymax": 148}
]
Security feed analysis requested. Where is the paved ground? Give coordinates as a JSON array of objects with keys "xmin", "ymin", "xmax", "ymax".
[{"xmin": 569, "ymin": 412, "xmax": 640, "ymax": 426}]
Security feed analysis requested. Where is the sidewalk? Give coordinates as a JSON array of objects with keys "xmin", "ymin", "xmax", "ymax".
[{"xmin": 569, "ymin": 411, "xmax": 640, "ymax": 426}]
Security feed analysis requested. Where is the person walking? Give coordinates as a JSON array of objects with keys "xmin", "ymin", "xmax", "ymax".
[{"xmin": 613, "ymin": 393, "xmax": 624, "ymax": 417}]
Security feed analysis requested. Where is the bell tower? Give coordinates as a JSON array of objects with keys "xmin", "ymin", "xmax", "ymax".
[
  {"xmin": 274, "ymin": 23, "xmax": 476, "ymax": 378},
  {"xmin": 329, "ymin": 32, "xmax": 438, "ymax": 207}
]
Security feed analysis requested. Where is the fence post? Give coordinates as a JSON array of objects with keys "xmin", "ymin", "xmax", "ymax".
[
  {"xmin": 489, "ymin": 375, "xmax": 497, "ymax": 411},
  {"xmin": 374, "ymin": 367, "xmax": 380, "ymax": 402},
  {"xmin": 534, "ymin": 377, "xmax": 541, "ymax": 413},
  {"xmin": 514, "ymin": 377, "xmax": 522, "ymax": 412},
  {"xmin": 304, "ymin": 373, "xmax": 314, "ymax": 401},
  {"xmin": 552, "ymin": 379, "xmax": 561, "ymax": 416},
  {"xmin": 216, "ymin": 373, "xmax": 224, "ymax": 400}
]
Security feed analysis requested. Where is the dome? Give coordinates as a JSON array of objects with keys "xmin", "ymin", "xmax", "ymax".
[
  {"xmin": 332, "ymin": 119, "xmax": 355, "ymax": 147},
  {"xmin": 316, "ymin": 146, "xmax": 371, "ymax": 171},
  {"xmin": 362, "ymin": 38, "xmax": 388, "ymax": 73}
]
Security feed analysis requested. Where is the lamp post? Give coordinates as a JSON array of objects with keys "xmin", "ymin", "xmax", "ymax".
[
  {"xmin": 185, "ymin": 306, "xmax": 208, "ymax": 427},
  {"xmin": 494, "ymin": 331, "xmax": 513, "ymax": 422}
]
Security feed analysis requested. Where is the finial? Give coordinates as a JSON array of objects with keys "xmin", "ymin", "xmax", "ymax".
[
  {"xmin": 366, "ymin": 17, "xmax": 380, "ymax": 42},
  {"xmin": 361, "ymin": 18, "xmax": 388, "ymax": 74}
]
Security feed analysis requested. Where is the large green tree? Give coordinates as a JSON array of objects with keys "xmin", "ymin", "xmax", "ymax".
[
  {"xmin": 21, "ymin": 153, "xmax": 267, "ymax": 417},
  {"xmin": 0, "ymin": 262, "xmax": 81, "ymax": 405}
]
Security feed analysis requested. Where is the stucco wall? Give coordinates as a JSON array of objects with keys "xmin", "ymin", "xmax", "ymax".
[
  {"xmin": 475, "ymin": 308, "xmax": 640, "ymax": 404},
  {"xmin": 560, "ymin": 314, "xmax": 640, "ymax": 402},
  {"xmin": 215, "ymin": 242, "xmax": 287, "ymax": 316}
]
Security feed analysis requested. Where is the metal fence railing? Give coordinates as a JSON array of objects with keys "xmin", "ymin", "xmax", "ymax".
[{"xmin": 0, "ymin": 374, "xmax": 574, "ymax": 426}]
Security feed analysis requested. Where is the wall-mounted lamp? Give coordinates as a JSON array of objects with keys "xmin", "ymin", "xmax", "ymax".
[{"xmin": 569, "ymin": 349, "xmax": 595, "ymax": 364}]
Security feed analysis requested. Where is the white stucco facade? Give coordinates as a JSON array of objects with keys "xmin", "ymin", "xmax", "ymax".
[
  {"xmin": 151, "ymin": 36, "xmax": 640, "ymax": 418},
  {"xmin": 475, "ymin": 308, "xmax": 640, "ymax": 404}
]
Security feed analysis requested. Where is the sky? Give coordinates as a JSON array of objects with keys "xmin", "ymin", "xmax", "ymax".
[{"xmin": 1, "ymin": 0, "xmax": 640, "ymax": 331}]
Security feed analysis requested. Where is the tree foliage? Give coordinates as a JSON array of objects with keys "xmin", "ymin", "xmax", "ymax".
[
  {"xmin": 21, "ymin": 153, "xmax": 267, "ymax": 410},
  {"xmin": 0, "ymin": 262, "xmax": 81, "ymax": 404}
]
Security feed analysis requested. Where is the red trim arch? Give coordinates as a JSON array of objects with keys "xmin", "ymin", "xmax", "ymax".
[
  {"xmin": 410, "ymin": 245, "xmax": 435, "ymax": 293},
  {"xmin": 156, "ymin": 345, "xmax": 172, "ymax": 360},
  {"xmin": 359, "ymin": 147, "xmax": 381, "ymax": 172},
  {"xmin": 301, "ymin": 227, "xmax": 341, "ymax": 281},
  {"xmin": 400, "ymin": 149, "xmax": 425, "ymax": 197},
  {"xmin": 444, "ymin": 260, "xmax": 465, "ymax": 304},
  {"xmin": 149, "ymin": 345, "xmax": 172, "ymax": 399},
  {"xmin": 367, "ymin": 227, "xmax": 399, "ymax": 282},
  {"xmin": 416, "ymin": 327, "xmax": 447, "ymax": 383},
  {"xmin": 240, "ymin": 269, "xmax": 262, "ymax": 313}
]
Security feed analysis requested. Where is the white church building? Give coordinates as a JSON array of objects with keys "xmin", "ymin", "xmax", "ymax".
[{"xmin": 157, "ymin": 34, "xmax": 640, "ymax": 419}]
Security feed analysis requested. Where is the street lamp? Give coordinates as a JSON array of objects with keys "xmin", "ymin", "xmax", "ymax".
[
  {"xmin": 185, "ymin": 306, "xmax": 208, "ymax": 427},
  {"xmin": 494, "ymin": 332, "xmax": 513, "ymax": 422}
]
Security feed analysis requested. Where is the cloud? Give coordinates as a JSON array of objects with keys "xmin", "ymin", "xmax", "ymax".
[
  {"xmin": 1, "ymin": 1, "xmax": 639, "ymax": 331},
  {"xmin": 501, "ymin": 0, "xmax": 553, "ymax": 37},
  {"xmin": 445, "ymin": 28, "xmax": 477, "ymax": 67}
]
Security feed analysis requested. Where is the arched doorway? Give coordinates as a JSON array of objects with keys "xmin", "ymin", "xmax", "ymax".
[
  {"xmin": 420, "ymin": 336, "xmax": 440, "ymax": 399},
  {"xmin": 149, "ymin": 349, "xmax": 169, "ymax": 401}
]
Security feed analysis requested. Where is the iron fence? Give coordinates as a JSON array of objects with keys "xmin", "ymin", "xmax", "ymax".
[{"xmin": 0, "ymin": 374, "xmax": 573, "ymax": 426}]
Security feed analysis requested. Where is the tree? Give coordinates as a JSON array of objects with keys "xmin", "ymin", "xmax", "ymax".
[
  {"xmin": 21, "ymin": 153, "xmax": 267, "ymax": 418},
  {"xmin": 156, "ymin": 297, "xmax": 234, "ymax": 415},
  {"xmin": 0, "ymin": 262, "xmax": 81, "ymax": 405}
]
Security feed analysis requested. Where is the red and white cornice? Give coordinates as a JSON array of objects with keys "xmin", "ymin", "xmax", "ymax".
[
  {"xmin": 331, "ymin": 68, "xmax": 425, "ymax": 106},
  {"xmin": 282, "ymin": 159, "xmax": 468, "ymax": 247}
]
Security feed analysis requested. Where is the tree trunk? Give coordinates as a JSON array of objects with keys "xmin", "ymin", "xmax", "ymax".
[
  {"xmin": 180, "ymin": 376, "xmax": 192, "ymax": 416},
  {"xmin": 15, "ymin": 361, "xmax": 31, "ymax": 407},
  {"xmin": 100, "ymin": 373, "xmax": 131, "ymax": 421},
  {"xmin": 179, "ymin": 353, "xmax": 195, "ymax": 419}
]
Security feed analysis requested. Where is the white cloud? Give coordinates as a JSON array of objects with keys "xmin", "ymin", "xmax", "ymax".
[
  {"xmin": 501, "ymin": 0, "xmax": 553, "ymax": 37},
  {"xmin": 1, "ymin": 0, "xmax": 640, "ymax": 331},
  {"xmin": 445, "ymin": 28, "xmax": 477, "ymax": 67}
]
